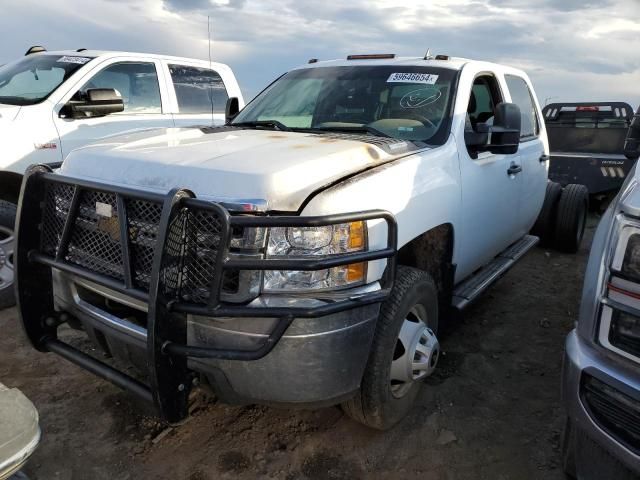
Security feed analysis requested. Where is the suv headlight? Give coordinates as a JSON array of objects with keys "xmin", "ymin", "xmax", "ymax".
[{"xmin": 263, "ymin": 221, "xmax": 367, "ymax": 291}]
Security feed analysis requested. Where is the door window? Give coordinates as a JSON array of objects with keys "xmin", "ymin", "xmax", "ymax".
[
  {"xmin": 168, "ymin": 64, "xmax": 228, "ymax": 114},
  {"xmin": 79, "ymin": 62, "xmax": 162, "ymax": 114},
  {"xmin": 505, "ymin": 75, "xmax": 539, "ymax": 140},
  {"xmin": 465, "ymin": 75, "xmax": 503, "ymax": 156}
]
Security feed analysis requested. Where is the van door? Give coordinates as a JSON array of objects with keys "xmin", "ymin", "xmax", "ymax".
[
  {"xmin": 504, "ymin": 74, "xmax": 547, "ymax": 236},
  {"xmin": 456, "ymin": 74, "xmax": 523, "ymax": 279},
  {"xmin": 54, "ymin": 59, "xmax": 174, "ymax": 157},
  {"xmin": 164, "ymin": 63, "xmax": 229, "ymax": 127}
]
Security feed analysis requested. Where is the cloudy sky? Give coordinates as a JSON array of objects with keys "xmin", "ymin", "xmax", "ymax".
[{"xmin": 2, "ymin": 0, "xmax": 639, "ymax": 107}]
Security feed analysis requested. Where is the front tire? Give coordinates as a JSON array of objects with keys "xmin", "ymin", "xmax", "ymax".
[
  {"xmin": 0, "ymin": 200, "xmax": 16, "ymax": 309},
  {"xmin": 342, "ymin": 266, "xmax": 439, "ymax": 430}
]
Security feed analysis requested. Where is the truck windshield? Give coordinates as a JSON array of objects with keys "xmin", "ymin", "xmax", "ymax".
[
  {"xmin": 233, "ymin": 66, "xmax": 457, "ymax": 144},
  {"xmin": 0, "ymin": 54, "xmax": 95, "ymax": 106}
]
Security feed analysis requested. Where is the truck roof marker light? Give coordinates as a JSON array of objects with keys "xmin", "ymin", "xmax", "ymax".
[
  {"xmin": 308, "ymin": 58, "xmax": 318, "ymax": 64},
  {"xmin": 25, "ymin": 46, "xmax": 46, "ymax": 56},
  {"xmin": 435, "ymin": 55, "xmax": 450, "ymax": 60},
  {"xmin": 347, "ymin": 54, "xmax": 395, "ymax": 60},
  {"xmin": 576, "ymin": 106, "xmax": 599, "ymax": 112}
]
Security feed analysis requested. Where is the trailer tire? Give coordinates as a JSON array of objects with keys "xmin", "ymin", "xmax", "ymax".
[
  {"xmin": 0, "ymin": 200, "xmax": 16, "ymax": 310},
  {"xmin": 342, "ymin": 266, "xmax": 439, "ymax": 430},
  {"xmin": 531, "ymin": 181, "xmax": 563, "ymax": 246},
  {"xmin": 554, "ymin": 184, "xmax": 588, "ymax": 253}
]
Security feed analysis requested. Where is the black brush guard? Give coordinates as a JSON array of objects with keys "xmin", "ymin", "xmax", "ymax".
[{"xmin": 15, "ymin": 165, "xmax": 397, "ymax": 422}]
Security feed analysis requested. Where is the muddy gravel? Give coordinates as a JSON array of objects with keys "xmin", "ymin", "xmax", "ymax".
[{"xmin": 0, "ymin": 219, "xmax": 597, "ymax": 480}]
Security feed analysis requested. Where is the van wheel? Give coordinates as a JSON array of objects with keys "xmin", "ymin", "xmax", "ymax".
[
  {"xmin": 531, "ymin": 181, "xmax": 563, "ymax": 246},
  {"xmin": 0, "ymin": 200, "xmax": 16, "ymax": 309},
  {"xmin": 554, "ymin": 184, "xmax": 589, "ymax": 253},
  {"xmin": 342, "ymin": 266, "xmax": 440, "ymax": 430}
]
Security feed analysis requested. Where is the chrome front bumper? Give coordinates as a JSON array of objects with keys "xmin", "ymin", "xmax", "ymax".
[{"xmin": 54, "ymin": 271, "xmax": 380, "ymax": 405}]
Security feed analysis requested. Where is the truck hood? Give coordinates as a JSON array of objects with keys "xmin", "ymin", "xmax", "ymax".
[
  {"xmin": 0, "ymin": 104, "xmax": 20, "ymax": 122},
  {"xmin": 61, "ymin": 127, "xmax": 417, "ymax": 211}
]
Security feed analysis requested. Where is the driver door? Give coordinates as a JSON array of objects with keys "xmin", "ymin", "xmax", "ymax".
[
  {"xmin": 54, "ymin": 58, "xmax": 174, "ymax": 158},
  {"xmin": 455, "ymin": 74, "xmax": 523, "ymax": 279}
]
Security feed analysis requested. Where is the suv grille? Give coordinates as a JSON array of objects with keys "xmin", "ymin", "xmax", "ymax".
[{"xmin": 40, "ymin": 182, "xmax": 237, "ymax": 304}]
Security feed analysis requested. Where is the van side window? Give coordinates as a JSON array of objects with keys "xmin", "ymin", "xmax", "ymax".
[
  {"xmin": 169, "ymin": 65, "xmax": 229, "ymax": 114},
  {"xmin": 505, "ymin": 75, "xmax": 539, "ymax": 140},
  {"xmin": 80, "ymin": 62, "xmax": 162, "ymax": 114}
]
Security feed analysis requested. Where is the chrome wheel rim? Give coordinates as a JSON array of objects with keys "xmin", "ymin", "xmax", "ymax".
[
  {"xmin": 0, "ymin": 226, "xmax": 14, "ymax": 292},
  {"xmin": 390, "ymin": 304, "xmax": 440, "ymax": 399}
]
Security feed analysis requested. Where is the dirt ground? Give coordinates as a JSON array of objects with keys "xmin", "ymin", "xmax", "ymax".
[{"xmin": 0, "ymin": 218, "xmax": 597, "ymax": 480}]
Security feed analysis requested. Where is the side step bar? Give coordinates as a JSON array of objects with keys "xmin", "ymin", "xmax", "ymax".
[{"xmin": 451, "ymin": 235, "xmax": 539, "ymax": 310}]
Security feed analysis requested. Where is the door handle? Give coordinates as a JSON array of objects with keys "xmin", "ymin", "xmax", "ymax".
[
  {"xmin": 507, "ymin": 164, "xmax": 522, "ymax": 175},
  {"xmin": 539, "ymin": 154, "xmax": 550, "ymax": 163}
]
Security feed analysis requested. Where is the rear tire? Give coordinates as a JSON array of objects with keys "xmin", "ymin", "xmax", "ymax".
[
  {"xmin": 531, "ymin": 181, "xmax": 563, "ymax": 246},
  {"xmin": 554, "ymin": 184, "xmax": 588, "ymax": 253},
  {"xmin": 0, "ymin": 200, "xmax": 16, "ymax": 310},
  {"xmin": 342, "ymin": 266, "xmax": 439, "ymax": 430}
]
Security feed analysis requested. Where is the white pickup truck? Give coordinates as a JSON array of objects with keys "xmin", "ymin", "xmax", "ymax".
[
  {"xmin": 15, "ymin": 53, "xmax": 586, "ymax": 429},
  {"xmin": 0, "ymin": 47, "xmax": 242, "ymax": 307}
]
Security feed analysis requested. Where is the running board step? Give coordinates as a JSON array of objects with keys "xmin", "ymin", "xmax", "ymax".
[{"xmin": 451, "ymin": 235, "xmax": 539, "ymax": 310}]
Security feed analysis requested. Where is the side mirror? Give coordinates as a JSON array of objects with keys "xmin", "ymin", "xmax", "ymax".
[
  {"xmin": 225, "ymin": 97, "xmax": 240, "ymax": 124},
  {"xmin": 59, "ymin": 88, "xmax": 124, "ymax": 119},
  {"xmin": 624, "ymin": 109, "xmax": 640, "ymax": 160},
  {"xmin": 486, "ymin": 102, "xmax": 521, "ymax": 155},
  {"xmin": 464, "ymin": 102, "xmax": 521, "ymax": 155}
]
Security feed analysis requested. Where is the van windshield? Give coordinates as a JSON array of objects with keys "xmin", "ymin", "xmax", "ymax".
[
  {"xmin": 233, "ymin": 66, "xmax": 457, "ymax": 144},
  {"xmin": 0, "ymin": 54, "xmax": 95, "ymax": 106}
]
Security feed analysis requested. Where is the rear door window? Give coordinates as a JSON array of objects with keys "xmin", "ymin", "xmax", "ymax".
[
  {"xmin": 505, "ymin": 75, "xmax": 539, "ymax": 140},
  {"xmin": 168, "ymin": 65, "xmax": 228, "ymax": 114}
]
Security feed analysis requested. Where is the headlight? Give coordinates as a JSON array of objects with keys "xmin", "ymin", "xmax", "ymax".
[
  {"xmin": 263, "ymin": 221, "xmax": 367, "ymax": 291},
  {"xmin": 611, "ymin": 219, "xmax": 640, "ymax": 282}
]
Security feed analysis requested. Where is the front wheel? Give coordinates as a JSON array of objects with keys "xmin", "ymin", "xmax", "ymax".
[
  {"xmin": 0, "ymin": 200, "xmax": 16, "ymax": 309},
  {"xmin": 342, "ymin": 266, "xmax": 440, "ymax": 430}
]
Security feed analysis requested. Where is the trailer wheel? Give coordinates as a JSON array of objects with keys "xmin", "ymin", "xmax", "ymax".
[
  {"xmin": 342, "ymin": 266, "xmax": 439, "ymax": 430},
  {"xmin": 554, "ymin": 184, "xmax": 588, "ymax": 253},
  {"xmin": 531, "ymin": 181, "xmax": 563, "ymax": 246}
]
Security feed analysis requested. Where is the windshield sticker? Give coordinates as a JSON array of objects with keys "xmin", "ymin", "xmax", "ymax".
[
  {"xmin": 387, "ymin": 73, "xmax": 438, "ymax": 84},
  {"xmin": 399, "ymin": 87, "xmax": 442, "ymax": 109},
  {"xmin": 56, "ymin": 56, "xmax": 92, "ymax": 65}
]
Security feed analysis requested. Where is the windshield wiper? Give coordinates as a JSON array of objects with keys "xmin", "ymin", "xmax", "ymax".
[
  {"xmin": 312, "ymin": 125, "xmax": 391, "ymax": 138},
  {"xmin": 0, "ymin": 96, "xmax": 36, "ymax": 106},
  {"xmin": 232, "ymin": 120, "xmax": 291, "ymax": 132}
]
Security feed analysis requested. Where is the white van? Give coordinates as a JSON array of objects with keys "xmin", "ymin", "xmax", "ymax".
[{"xmin": 0, "ymin": 46, "xmax": 243, "ymax": 307}]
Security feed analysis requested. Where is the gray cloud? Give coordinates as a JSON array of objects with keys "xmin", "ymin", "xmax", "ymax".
[{"xmin": 1, "ymin": 0, "xmax": 638, "ymax": 107}]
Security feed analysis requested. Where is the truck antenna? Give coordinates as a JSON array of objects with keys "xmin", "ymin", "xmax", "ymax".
[
  {"xmin": 208, "ymin": 15, "xmax": 214, "ymax": 126},
  {"xmin": 423, "ymin": 48, "xmax": 432, "ymax": 60}
]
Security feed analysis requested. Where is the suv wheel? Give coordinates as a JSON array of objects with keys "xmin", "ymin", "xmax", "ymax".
[
  {"xmin": 531, "ymin": 181, "xmax": 562, "ymax": 246},
  {"xmin": 554, "ymin": 184, "xmax": 589, "ymax": 253},
  {"xmin": 0, "ymin": 200, "xmax": 16, "ymax": 309},
  {"xmin": 342, "ymin": 266, "xmax": 440, "ymax": 430}
]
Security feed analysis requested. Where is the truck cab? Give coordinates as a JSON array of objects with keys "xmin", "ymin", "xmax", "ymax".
[
  {"xmin": 0, "ymin": 47, "xmax": 243, "ymax": 307},
  {"xmin": 15, "ymin": 54, "xmax": 554, "ymax": 429}
]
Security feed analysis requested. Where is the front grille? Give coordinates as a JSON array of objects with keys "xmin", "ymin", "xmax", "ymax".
[
  {"xmin": 40, "ymin": 182, "xmax": 232, "ymax": 305},
  {"xmin": 581, "ymin": 373, "xmax": 640, "ymax": 454}
]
